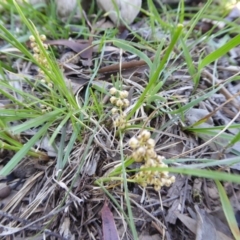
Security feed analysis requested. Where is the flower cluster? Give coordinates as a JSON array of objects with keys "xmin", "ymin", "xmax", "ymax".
[
  {"xmin": 110, "ymin": 87, "xmax": 130, "ymax": 129},
  {"xmin": 129, "ymin": 130, "xmax": 175, "ymax": 191},
  {"xmin": 29, "ymin": 33, "xmax": 53, "ymax": 112},
  {"xmin": 29, "ymin": 34, "xmax": 48, "ymax": 68}
]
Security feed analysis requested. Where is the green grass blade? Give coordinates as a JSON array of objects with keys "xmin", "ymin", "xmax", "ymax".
[
  {"xmin": 114, "ymin": 40, "xmax": 152, "ymax": 68},
  {"xmin": 0, "ymin": 121, "xmax": 52, "ymax": 176},
  {"xmin": 215, "ymin": 180, "xmax": 240, "ymax": 240},
  {"xmin": 128, "ymin": 23, "xmax": 183, "ymax": 119},
  {"xmin": 120, "ymin": 133, "xmax": 138, "ymax": 239},
  {"xmin": 10, "ymin": 109, "xmax": 63, "ymax": 134},
  {"xmin": 199, "ymin": 34, "xmax": 240, "ymax": 70}
]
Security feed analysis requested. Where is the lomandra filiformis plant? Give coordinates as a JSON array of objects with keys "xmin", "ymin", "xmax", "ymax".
[
  {"xmin": 129, "ymin": 130, "xmax": 175, "ymax": 191},
  {"xmin": 29, "ymin": 33, "xmax": 53, "ymax": 112},
  {"xmin": 110, "ymin": 87, "xmax": 130, "ymax": 129}
]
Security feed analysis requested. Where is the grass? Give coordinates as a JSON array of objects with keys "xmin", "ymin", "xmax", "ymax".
[{"xmin": 0, "ymin": 0, "xmax": 240, "ymax": 239}]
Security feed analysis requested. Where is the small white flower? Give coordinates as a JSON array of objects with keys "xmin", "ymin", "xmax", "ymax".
[
  {"xmin": 146, "ymin": 138, "xmax": 155, "ymax": 149},
  {"xmin": 165, "ymin": 179, "xmax": 172, "ymax": 187},
  {"xmin": 146, "ymin": 148, "xmax": 157, "ymax": 159},
  {"xmin": 170, "ymin": 175, "xmax": 175, "ymax": 183},
  {"xmin": 129, "ymin": 137, "xmax": 139, "ymax": 149},
  {"xmin": 119, "ymin": 90, "xmax": 128, "ymax": 99},
  {"xmin": 114, "ymin": 118, "xmax": 120, "ymax": 127},
  {"xmin": 48, "ymin": 83, "xmax": 53, "ymax": 88},
  {"xmin": 136, "ymin": 147, "xmax": 146, "ymax": 157},
  {"xmin": 116, "ymin": 99, "xmax": 123, "ymax": 107},
  {"xmin": 139, "ymin": 130, "xmax": 151, "ymax": 141},
  {"xmin": 110, "ymin": 87, "xmax": 117, "ymax": 95},
  {"xmin": 33, "ymin": 47, "xmax": 39, "ymax": 53},
  {"xmin": 33, "ymin": 53, "xmax": 39, "ymax": 59},
  {"xmin": 122, "ymin": 99, "xmax": 130, "ymax": 107},
  {"xmin": 29, "ymin": 35, "xmax": 35, "ymax": 42},
  {"xmin": 157, "ymin": 155, "xmax": 165, "ymax": 163},
  {"xmin": 40, "ymin": 34, "xmax": 46, "ymax": 41},
  {"xmin": 43, "ymin": 44, "xmax": 48, "ymax": 49},
  {"xmin": 110, "ymin": 96, "xmax": 117, "ymax": 104},
  {"xmin": 30, "ymin": 42, "xmax": 36, "ymax": 48},
  {"xmin": 161, "ymin": 171, "xmax": 169, "ymax": 177},
  {"xmin": 111, "ymin": 107, "xmax": 118, "ymax": 114}
]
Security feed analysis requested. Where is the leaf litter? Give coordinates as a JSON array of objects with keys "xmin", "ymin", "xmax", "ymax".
[{"xmin": 1, "ymin": 0, "xmax": 240, "ymax": 239}]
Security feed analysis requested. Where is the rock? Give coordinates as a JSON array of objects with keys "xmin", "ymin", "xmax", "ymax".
[{"xmin": 96, "ymin": 0, "xmax": 142, "ymax": 25}]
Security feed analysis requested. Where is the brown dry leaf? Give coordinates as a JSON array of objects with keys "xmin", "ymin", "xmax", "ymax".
[
  {"xmin": 195, "ymin": 205, "xmax": 218, "ymax": 240},
  {"xmin": 139, "ymin": 230, "xmax": 160, "ymax": 240},
  {"xmin": 94, "ymin": 18, "xmax": 115, "ymax": 31},
  {"xmin": 46, "ymin": 39, "xmax": 92, "ymax": 59},
  {"xmin": 101, "ymin": 201, "xmax": 120, "ymax": 240},
  {"xmin": 97, "ymin": 0, "xmax": 142, "ymax": 25},
  {"xmin": 165, "ymin": 175, "xmax": 186, "ymax": 224},
  {"xmin": 177, "ymin": 213, "xmax": 233, "ymax": 240},
  {"xmin": 208, "ymin": 209, "xmax": 232, "ymax": 237},
  {"xmin": 64, "ymin": 77, "xmax": 89, "ymax": 95}
]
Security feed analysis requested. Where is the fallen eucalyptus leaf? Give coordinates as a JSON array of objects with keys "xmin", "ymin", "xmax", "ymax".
[
  {"xmin": 46, "ymin": 39, "xmax": 92, "ymax": 59},
  {"xmin": 101, "ymin": 201, "xmax": 120, "ymax": 240}
]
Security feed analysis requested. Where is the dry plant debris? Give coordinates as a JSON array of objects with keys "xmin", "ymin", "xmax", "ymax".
[{"xmin": 1, "ymin": 0, "xmax": 240, "ymax": 239}]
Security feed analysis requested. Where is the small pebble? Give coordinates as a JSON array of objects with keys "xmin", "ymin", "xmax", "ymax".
[{"xmin": 0, "ymin": 183, "xmax": 11, "ymax": 199}]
